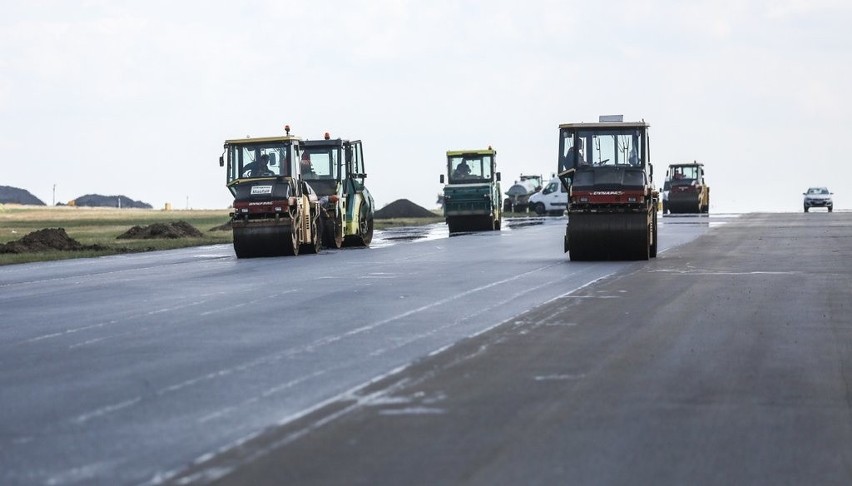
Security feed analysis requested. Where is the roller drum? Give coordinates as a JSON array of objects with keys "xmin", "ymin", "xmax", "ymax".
[
  {"xmin": 447, "ymin": 215, "xmax": 497, "ymax": 234},
  {"xmin": 232, "ymin": 222, "xmax": 296, "ymax": 258},
  {"xmin": 567, "ymin": 212, "xmax": 650, "ymax": 261}
]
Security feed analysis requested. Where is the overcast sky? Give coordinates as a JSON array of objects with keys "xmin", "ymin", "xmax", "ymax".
[{"xmin": 2, "ymin": 0, "xmax": 850, "ymax": 212}]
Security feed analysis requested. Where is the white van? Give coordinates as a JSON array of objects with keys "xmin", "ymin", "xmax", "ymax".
[{"xmin": 528, "ymin": 177, "xmax": 568, "ymax": 215}]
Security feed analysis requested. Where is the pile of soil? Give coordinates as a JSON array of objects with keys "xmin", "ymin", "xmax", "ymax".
[
  {"xmin": 0, "ymin": 228, "xmax": 106, "ymax": 253},
  {"xmin": 374, "ymin": 199, "xmax": 437, "ymax": 219},
  {"xmin": 117, "ymin": 221, "xmax": 204, "ymax": 240},
  {"xmin": 209, "ymin": 221, "xmax": 232, "ymax": 232},
  {"xmin": 0, "ymin": 186, "xmax": 46, "ymax": 206}
]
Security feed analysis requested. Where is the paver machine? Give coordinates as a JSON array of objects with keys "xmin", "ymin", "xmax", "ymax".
[
  {"xmin": 663, "ymin": 161, "xmax": 710, "ymax": 214},
  {"xmin": 300, "ymin": 133, "xmax": 375, "ymax": 248},
  {"xmin": 219, "ymin": 125, "xmax": 322, "ymax": 258},
  {"xmin": 558, "ymin": 116, "xmax": 658, "ymax": 261},
  {"xmin": 440, "ymin": 147, "xmax": 502, "ymax": 234}
]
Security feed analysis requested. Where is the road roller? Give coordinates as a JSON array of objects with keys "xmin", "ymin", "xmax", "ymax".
[
  {"xmin": 557, "ymin": 116, "xmax": 658, "ymax": 261},
  {"xmin": 301, "ymin": 133, "xmax": 375, "ymax": 249},
  {"xmin": 663, "ymin": 161, "xmax": 710, "ymax": 214},
  {"xmin": 440, "ymin": 147, "xmax": 502, "ymax": 234},
  {"xmin": 219, "ymin": 125, "xmax": 321, "ymax": 258}
]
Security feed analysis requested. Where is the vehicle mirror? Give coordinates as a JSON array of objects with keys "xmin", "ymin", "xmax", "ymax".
[
  {"xmin": 219, "ymin": 156, "xmax": 224, "ymax": 167},
  {"xmin": 496, "ymin": 172, "xmax": 501, "ymax": 182},
  {"xmin": 440, "ymin": 174, "xmax": 445, "ymax": 184}
]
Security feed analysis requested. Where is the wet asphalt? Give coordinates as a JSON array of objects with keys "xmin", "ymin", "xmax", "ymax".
[{"xmin": 171, "ymin": 212, "xmax": 852, "ymax": 486}]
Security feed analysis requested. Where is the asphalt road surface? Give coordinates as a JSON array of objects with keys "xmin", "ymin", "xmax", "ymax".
[{"xmin": 4, "ymin": 213, "xmax": 849, "ymax": 485}]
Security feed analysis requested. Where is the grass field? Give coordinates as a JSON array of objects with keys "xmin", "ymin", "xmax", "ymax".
[
  {"xmin": 0, "ymin": 205, "xmax": 234, "ymax": 265},
  {"xmin": 0, "ymin": 205, "xmax": 444, "ymax": 266}
]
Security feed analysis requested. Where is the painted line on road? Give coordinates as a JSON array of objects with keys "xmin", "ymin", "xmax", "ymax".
[
  {"xmin": 75, "ymin": 397, "xmax": 142, "ymax": 424},
  {"xmin": 197, "ymin": 369, "xmax": 328, "ymax": 424},
  {"xmin": 648, "ymin": 269, "xmax": 801, "ymax": 276}
]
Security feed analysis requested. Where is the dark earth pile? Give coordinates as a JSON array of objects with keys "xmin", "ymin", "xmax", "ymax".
[
  {"xmin": 74, "ymin": 194, "xmax": 152, "ymax": 209},
  {"xmin": 0, "ymin": 228, "xmax": 106, "ymax": 253},
  {"xmin": 374, "ymin": 199, "xmax": 437, "ymax": 219},
  {"xmin": 0, "ymin": 186, "xmax": 46, "ymax": 206},
  {"xmin": 117, "ymin": 221, "xmax": 204, "ymax": 239},
  {"xmin": 209, "ymin": 221, "xmax": 232, "ymax": 232}
]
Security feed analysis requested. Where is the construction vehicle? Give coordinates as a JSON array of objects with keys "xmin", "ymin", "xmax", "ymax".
[
  {"xmin": 528, "ymin": 175, "xmax": 569, "ymax": 215},
  {"xmin": 503, "ymin": 174, "xmax": 543, "ymax": 212},
  {"xmin": 301, "ymin": 133, "xmax": 375, "ymax": 248},
  {"xmin": 663, "ymin": 162, "xmax": 710, "ymax": 214},
  {"xmin": 440, "ymin": 148, "xmax": 502, "ymax": 233},
  {"xmin": 558, "ymin": 116, "xmax": 658, "ymax": 261},
  {"xmin": 219, "ymin": 125, "xmax": 322, "ymax": 258}
]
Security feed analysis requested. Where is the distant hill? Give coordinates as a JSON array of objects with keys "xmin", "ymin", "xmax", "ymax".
[
  {"xmin": 73, "ymin": 194, "xmax": 152, "ymax": 209},
  {"xmin": 0, "ymin": 185, "xmax": 46, "ymax": 206}
]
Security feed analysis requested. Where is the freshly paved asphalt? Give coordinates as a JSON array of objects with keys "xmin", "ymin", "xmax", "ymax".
[
  {"xmin": 171, "ymin": 213, "xmax": 852, "ymax": 486},
  {"xmin": 0, "ymin": 214, "xmax": 708, "ymax": 485}
]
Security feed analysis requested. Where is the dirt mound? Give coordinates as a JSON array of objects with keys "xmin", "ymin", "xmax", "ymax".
[
  {"xmin": 0, "ymin": 185, "xmax": 46, "ymax": 206},
  {"xmin": 0, "ymin": 228, "xmax": 106, "ymax": 253},
  {"xmin": 374, "ymin": 199, "xmax": 437, "ymax": 219},
  {"xmin": 209, "ymin": 221, "xmax": 232, "ymax": 232},
  {"xmin": 117, "ymin": 221, "xmax": 204, "ymax": 239}
]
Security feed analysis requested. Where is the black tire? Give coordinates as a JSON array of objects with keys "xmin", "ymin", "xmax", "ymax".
[
  {"xmin": 534, "ymin": 203, "xmax": 546, "ymax": 215},
  {"xmin": 829, "ymin": 206, "xmax": 833, "ymax": 213},
  {"xmin": 343, "ymin": 201, "xmax": 374, "ymax": 246},
  {"xmin": 301, "ymin": 213, "xmax": 321, "ymax": 254},
  {"xmin": 284, "ymin": 217, "xmax": 299, "ymax": 256},
  {"xmin": 323, "ymin": 212, "xmax": 343, "ymax": 249},
  {"xmin": 358, "ymin": 202, "xmax": 374, "ymax": 246},
  {"xmin": 804, "ymin": 206, "xmax": 809, "ymax": 213}
]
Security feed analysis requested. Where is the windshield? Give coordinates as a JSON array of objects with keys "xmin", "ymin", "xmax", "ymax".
[
  {"xmin": 448, "ymin": 154, "xmax": 494, "ymax": 183},
  {"xmin": 301, "ymin": 146, "xmax": 339, "ymax": 181},
  {"xmin": 807, "ymin": 187, "xmax": 829, "ymax": 195},
  {"xmin": 227, "ymin": 142, "xmax": 293, "ymax": 183},
  {"xmin": 668, "ymin": 165, "xmax": 700, "ymax": 184}
]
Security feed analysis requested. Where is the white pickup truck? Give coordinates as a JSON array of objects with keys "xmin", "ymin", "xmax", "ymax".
[{"xmin": 528, "ymin": 176, "xmax": 568, "ymax": 216}]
